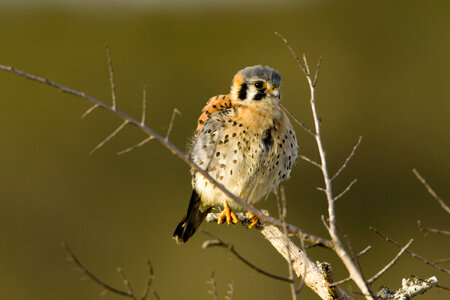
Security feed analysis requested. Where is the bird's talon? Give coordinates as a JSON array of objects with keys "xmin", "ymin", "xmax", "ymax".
[{"xmin": 218, "ymin": 201, "xmax": 238, "ymax": 225}]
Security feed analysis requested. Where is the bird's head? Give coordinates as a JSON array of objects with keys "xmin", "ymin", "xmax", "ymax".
[{"xmin": 230, "ymin": 65, "xmax": 282, "ymax": 104}]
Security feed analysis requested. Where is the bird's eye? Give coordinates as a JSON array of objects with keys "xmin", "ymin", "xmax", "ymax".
[{"xmin": 254, "ymin": 81, "xmax": 266, "ymax": 89}]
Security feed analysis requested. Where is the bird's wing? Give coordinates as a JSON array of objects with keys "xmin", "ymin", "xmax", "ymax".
[{"xmin": 196, "ymin": 94, "xmax": 233, "ymax": 132}]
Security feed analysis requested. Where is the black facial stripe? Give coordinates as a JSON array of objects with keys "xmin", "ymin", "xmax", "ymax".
[
  {"xmin": 238, "ymin": 83, "xmax": 247, "ymax": 100},
  {"xmin": 253, "ymin": 92, "xmax": 265, "ymax": 101}
]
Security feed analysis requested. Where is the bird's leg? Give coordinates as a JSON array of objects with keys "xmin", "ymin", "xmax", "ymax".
[
  {"xmin": 217, "ymin": 200, "xmax": 238, "ymax": 225},
  {"xmin": 247, "ymin": 205, "xmax": 269, "ymax": 229}
]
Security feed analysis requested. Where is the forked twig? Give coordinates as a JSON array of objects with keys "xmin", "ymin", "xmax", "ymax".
[
  {"xmin": 368, "ymin": 239, "xmax": 414, "ymax": 284},
  {"xmin": 413, "ymin": 168, "xmax": 450, "ymax": 215},
  {"xmin": 370, "ymin": 227, "xmax": 450, "ymax": 275}
]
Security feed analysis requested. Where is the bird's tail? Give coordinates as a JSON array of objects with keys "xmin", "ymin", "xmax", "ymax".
[{"xmin": 173, "ymin": 190, "xmax": 210, "ymax": 243}]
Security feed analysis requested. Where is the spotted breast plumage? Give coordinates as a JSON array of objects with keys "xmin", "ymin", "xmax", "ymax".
[{"xmin": 173, "ymin": 65, "xmax": 298, "ymax": 243}]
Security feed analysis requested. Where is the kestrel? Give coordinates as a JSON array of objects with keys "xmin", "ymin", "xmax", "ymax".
[{"xmin": 173, "ymin": 65, "xmax": 298, "ymax": 243}]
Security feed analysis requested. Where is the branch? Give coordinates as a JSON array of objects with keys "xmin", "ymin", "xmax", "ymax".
[
  {"xmin": 331, "ymin": 136, "xmax": 362, "ymax": 181},
  {"xmin": 276, "ymin": 32, "xmax": 375, "ymax": 299},
  {"xmin": 0, "ymin": 63, "xmax": 331, "ymax": 250},
  {"xmin": 62, "ymin": 242, "xmax": 155, "ymax": 299},
  {"xmin": 206, "ymin": 213, "xmax": 349, "ymax": 300},
  {"xmin": 370, "ymin": 227, "xmax": 450, "ymax": 275},
  {"xmin": 413, "ymin": 168, "xmax": 450, "ymax": 215},
  {"xmin": 377, "ymin": 276, "xmax": 438, "ymax": 300},
  {"xmin": 417, "ymin": 220, "xmax": 450, "ymax": 236},
  {"xmin": 368, "ymin": 239, "xmax": 414, "ymax": 284}
]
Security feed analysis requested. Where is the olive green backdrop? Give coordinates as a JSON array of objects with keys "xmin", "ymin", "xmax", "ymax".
[{"xmin": 0, "ymin": 0, "xmax": 449, "ymax": 299}]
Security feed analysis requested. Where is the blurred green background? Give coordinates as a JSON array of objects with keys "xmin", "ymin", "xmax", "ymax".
[{"xmin": 0, "ymin": 0, "xmax": 449, "ymax": 299}]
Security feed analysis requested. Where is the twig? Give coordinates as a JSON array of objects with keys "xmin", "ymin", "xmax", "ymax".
[
  {"xmin": 356, "ymin": 245, "xmax": 372, "ymax": 258},
  {"xmin": 413, "ymin": 168, "xmax": 450, "ymax": 215},
  {"xmin": 206, "ymin": 271, "xmax": 218, "ymax": 300},
  {"xmin": 140, "ymin": 259, "xmax": 154, "ymax": 300},
  {"xmin": 117, "ymin": 267, "xmax": 137, "ymax": 300},
  {"xmin": 62, "ymin": 242, "xmax": 131, "ymax": 298},
  {"xmin": 165, "ymin": 108, "xmax": 181, "ymax": 141},
  {"xmin": 81, "ymin": 104, "xmax": 99, "ymax": 119},
  {"xmin": 418, "ymin": 220, "xmax": 450, "ymax": 236},
  {"xmin": 333, "ymin": 179, "xmax": 358, "ymax": 201},
  {"xmin": 117, "ymin": 136, "xmax": 154, "ymax": 155},
  {"xmin": 90, "ymin": 120, "xmax": 129, "ymax": 154},
  {"xmin": 331, "ymin": 136, "xmax": 362, "ymax": 181},
  {"xmin": 368, "ymin": 239, "xmax": 414, "ymax": 284},
  {"xmin": 370, "ymin": 227, "xmax": 450, "ymax": 274},
  {"xmin": 276, "ymin": 32, "xmax": 375, "ymax": 299},
  {"xmin": 201, "ymin": 230, "xmax": 291, "ymax": 283},
  {"xmin": 141, "ymin": 83, "xmax": 147, "ymax": 125},
  {"xmin": 225, "ymin": 282, "xmax": 234, "ymax": 300},
  {"xmin": 105, "ymin": 46, "xmax": 117, "ymax": 111},
  {"xmin": 299, "ymin": 154, "xmax": 322, "ymax": 169},
  {"xmin": 280, "ymin": 103, "xmax": 315, "ymax": 136}
]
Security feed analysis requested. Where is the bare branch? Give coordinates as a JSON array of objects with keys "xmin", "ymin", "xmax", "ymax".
[
  {"xmin": 206, "ymin": 214, "xmax": 350, "ymax": 300},
  {"xmin": 333, "ymin": 179, "xmax": 358, "ymax": 201},
  {"xmin": 368, "ymin": 239, "xmax": 414, "ymax": 284},
  {"xmin": 280, "ymin": 103, "xmax": 315, "ymax": 136},
  {"xmin": 413, "ymin": 168, "xmax": 450, "ymax": 215},
  {"xmin": 299, "ymin": 154, "xmax": 322, "ymax": 169},
  {"xmin": 274, "ymin": 32, "xmax": 307, "ymax": 74},
  {"xmin": 117, "ymin": 136, "xmax": 154, "ymax": 155},
  {"xmin": 81, "ymin": 104, "xmax": 99, "ymax": 119},
  {"xmin": 377, "ymin": 276, "xmax": 438, "ymax": 300},
  {"xmin": 90, "ymin": 120, "xmax": 129, "ymax": 155},
  {"xmin": 206, "ymin": 271, "xmax": 218, "ymax": 300},
  {"xmin": 0, "ymin": 63, "xmax": 333, "ymax": 250},
  {"xmin": 165, "ymin": 108, "xmax": 181, "ymax": 141},
  {"xmin": 356, "ymin": 245, "xmax": 372, "ymax": 258},
  {"xmin": 277, "ymin": 33, "xmax": 376, "ymax": 299},
  {"xmin": 105, "ymin": 46, "xmax": 118, "ymax": 111},
  {"xmin": 370, "ymin": 227, "xmax": 450, "ymax": 275},
  {"xmin": 201, "ymin": 230, "xmax": 291, "ymax": 283},
  {"xmin": 331, "ymin": 136, "xmax": 363, "ymax": 181},
  {"xmin": 417, "ymin": 220, "xmax": 450, "ymax": 236},
  {"xmin": 312, "ymin": 54, "xmax": 323, "ymax": 88},
  {"xmin": 62, "ymin": 242, "xmax": 131, "ymax": 298},
  {"xmin": 117, "ymin": 267, "xmax": 137, "ymax": 300},
  {"xmin": 140, "ymin": 259, "xmax": 154, "ymax": 300}
]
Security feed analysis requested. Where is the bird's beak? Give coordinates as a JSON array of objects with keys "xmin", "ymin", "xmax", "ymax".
[{"xmin": 269, "ymin": 87, "xmax": 280, "ymax": 98}]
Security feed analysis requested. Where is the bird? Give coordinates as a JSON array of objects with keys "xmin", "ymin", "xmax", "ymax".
[{"xmin": 173, "ymin": 65, "xmax": 298, "ymax": 243}]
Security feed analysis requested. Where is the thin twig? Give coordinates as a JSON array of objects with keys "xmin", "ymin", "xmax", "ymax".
[
  {"xmin": 299, "ymin": 154, "xmax": 322, "ymax": 169},
  {"xmin": 225, "ymin": 282, "xmax": 234, "ymax": 300},
  {"xmin": 117, "ymin": 136, "xmax": 154, "ymax": 155},
  {"xmin": 201, "ymin": 230, "xmax": 291, "ymax": 283},
  {"xmin": 280, "ymin": 103, "xmax": 315, "ymax": 136},
  {"xmin": 413, "ymin": 168, "xmax": 450, "ymax": 215},
  {"xmin": 206, "ymin": 271, "xmax": 218, "ymax": 300},
  {"xmin": 434, "ymin": 258, "xmax": 450, "ymax": 264},
  {"xmin": 117, "ymin": 267, "xmax": 137, "ymax": 300},
  {"xmin": 62, "ymin": 242, "xmax": 131, "ymax": 298},
  {"xmin": 328, "ymin": 277, "xmax": 351, "ymax": 287},
  {"xmin": 140, "ymin": 259, "xmax": 154, "ymax": 300},
  {"xmin": 368, "ymin": 239, "xmax": 414, "ymax": 284},
  {"xmin": 331, "ymin": 136, "xmax": 363, "ymax": 181},
  {"xmin": 165, "ymin": 108, "xmax": 181, "ymax": 141},
  {"xmin": 417, "ymin": 220, "xmax": 450, "ymax": 236},
  {"xmin": 274, "ymin": 32, "xmax": 307, "ymax": 74},
  {"xmin": 370, "ymin": 227, "xmax": 450, "ymax": 275},
  {"xmin": 356, "ymin": 245, "xmax": 372, "ymax": 258},
  {"xmin": 90, "ymin": 120, "xmax": 129, "ymax": 154},
  {"xmin": 334, "ymin": 179, "xmax": 358, "ymax": 201},
  {"xmin": 81, "ymin": 104, "xmax": 99, "ymax": 119},
  {"xmin": 105, "ymin": 46, "xmax": 117, "ymax": 111}
]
